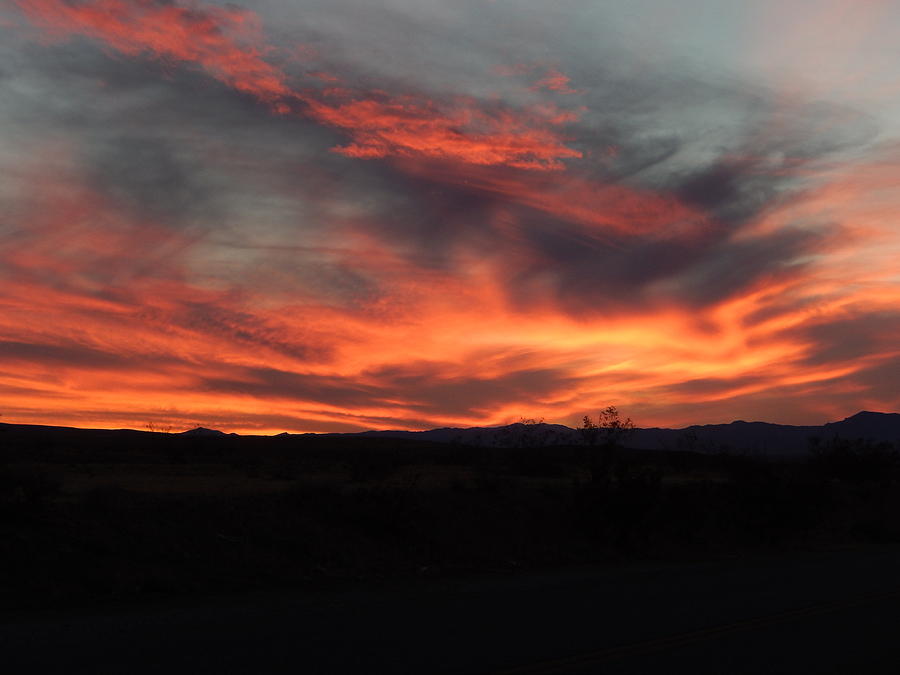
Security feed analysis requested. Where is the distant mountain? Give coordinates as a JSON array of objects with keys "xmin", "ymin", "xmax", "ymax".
[
  {"xmin": 824, "ymin": 411, "xmax": 900, "ymax": 439},
  {"xmin": 180, "ymin": 427, "xmax": 230, "ymax": 437},
  {"xmin": 349, "ymin": 422, "xmax": 577, "ymax": 446},
  {"xmin": 1, "ymin": 412, "xmax": 896, "ymax": 457},
  {"xmin": 329, "ymin": 411, "xmax": 900, "ymax": 456}
]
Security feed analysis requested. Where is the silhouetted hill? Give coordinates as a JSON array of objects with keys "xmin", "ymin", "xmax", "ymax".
[
  {"xmin": 336, "ymin": 411, "xmax": 900, "ymax": 456},
  {"xmin": 1, "ymin": 411, "xmax": 897, "ymax": 457},
  {"xmin": 825, "ymin": 411, "xmax": 900, "ymax": 439},
  {"xmin": 180, "ymin": 427, "xmax": 230, "ymax": 437},
  {"xmin": 641, "ymin": 411, "xmax": 900, "ymax": 454},
  {"xmin": 348, "ymin": 422, "xmax": 577, "ymax": 447}
]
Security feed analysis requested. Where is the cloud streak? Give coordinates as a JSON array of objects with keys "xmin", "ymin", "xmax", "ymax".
[{"xmin": 16, "ymin": 0, "xmax": 583, "ymax": 170}]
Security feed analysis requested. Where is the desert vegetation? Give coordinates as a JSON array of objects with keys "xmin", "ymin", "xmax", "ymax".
[{"xmin": 1, "ymin": 421, "xmax": 899, "ymax": 609}]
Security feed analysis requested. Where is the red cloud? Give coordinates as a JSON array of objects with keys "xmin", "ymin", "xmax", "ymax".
[
  {"xmin": 16, "ymin": 0, "xmax": 291, "ymax": 103},
  {"xmin": 306, "ymin": 94, "xmax": 582, "ymax": 170},
  {"xmin": 530, "ymin": 68, "xmax": 581, "ymax": 95},
  {"xmin": 400, "ymin": 160, "xmax": 708, "ymax": 237},
  {"xmin": 16, "ymin": 0, "xmax": 582, "ymax": 170},
  {"xmin": 494, "ymin": 63, "xmax": 582, "ymax": 95}
]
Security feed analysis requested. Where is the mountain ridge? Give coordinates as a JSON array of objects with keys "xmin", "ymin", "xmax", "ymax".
[
  {"xmin": 1, "ymin": 411, "xmax": 897, "ymax": 456},
  {"xmin": 338, "ymin": 411, "xmax": 900, "ymax": 455}
]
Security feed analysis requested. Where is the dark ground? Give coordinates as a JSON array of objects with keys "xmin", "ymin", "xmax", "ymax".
[
  {"xmin": 2, "ymin": 422, "xmax": 900, "ymax": 671},
  {"xmin": 4, "ymin": 546, "xmax": 900, "ymax": 673}
]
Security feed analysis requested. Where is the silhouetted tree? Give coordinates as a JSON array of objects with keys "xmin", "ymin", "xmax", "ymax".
[
  {"xmin": 145, "ymin": 421, "xmax": 173, "ymax": 434},
  {"xmin": 581, "ymin": 406, "xmax": 634, "ymax": 488},
  {"xmin": 504, "ymin": 417, "xmax": 560, "ymax": 448},
  {"xmin": 808, "ymin": 435, "xmax": 899, "ymax": 484}
]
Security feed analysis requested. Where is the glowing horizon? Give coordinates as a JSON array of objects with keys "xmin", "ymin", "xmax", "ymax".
[{"xmin": 1, "ymin": 0, "xmax": 898, "ymax": 434}]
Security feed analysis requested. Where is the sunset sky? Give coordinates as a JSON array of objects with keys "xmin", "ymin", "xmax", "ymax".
[{"xmin": 1, "ymin": 0, "xmax": 898, "ymax": 433}]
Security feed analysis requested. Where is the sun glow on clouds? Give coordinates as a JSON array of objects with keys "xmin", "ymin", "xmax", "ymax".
[{"xmin": 2, "ymin": 0, "xmax": 899, "ymax": 432}]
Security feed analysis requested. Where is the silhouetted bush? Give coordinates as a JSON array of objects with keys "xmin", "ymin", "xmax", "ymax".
[{"xmin": 809, "ymin": 436, "xmax": 899, "ymax": 484}]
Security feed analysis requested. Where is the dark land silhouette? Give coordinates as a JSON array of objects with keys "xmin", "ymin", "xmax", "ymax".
[
  {"xmin": 2, "ymin": 410, "xmax": 899, "ymax": 611},
  {"xmin": 344, "ymin": 410, "xmax": 900, "ymax": 456},
  {"xmin": 4, "ymin": 412, "xmax": 900, "ymax": 672}
]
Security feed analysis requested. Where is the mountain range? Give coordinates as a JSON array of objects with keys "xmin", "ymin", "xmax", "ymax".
[
  {"xmin": 336, "ymin": 411, "xmax": 900, "ymax": 456},
  {"xmin": 3, "ymin": 412, "xmax": 897, "ymax": 458}
]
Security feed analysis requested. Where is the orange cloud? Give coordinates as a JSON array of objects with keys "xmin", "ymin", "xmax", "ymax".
[
  {"xmin": 5, "ymin": 2, "xmax": 898, "ymax": 434},
  {"xmin": 3, "ymin": 150, "xmax": 894, "ymax": 434}
]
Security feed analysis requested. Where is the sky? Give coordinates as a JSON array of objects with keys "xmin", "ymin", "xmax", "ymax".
[{"xmin": 0, "ymin": 0, "xmax": 898, "ymax": 433}]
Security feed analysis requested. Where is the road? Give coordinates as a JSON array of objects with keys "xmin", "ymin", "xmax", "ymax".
[{"xmin": 4, "ymin": 546, "xmax": 900, "ymax": 673}]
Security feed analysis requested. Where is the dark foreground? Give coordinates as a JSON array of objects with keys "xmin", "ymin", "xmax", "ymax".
[
  {"xmin": 3, "ymin": 422, "xmax": 900, "ymax": 671},
  {"xmin": 4, "ymin": 546, "xmax": 900, "ymax": 674},
  {"xmin": 2, "ymin": 421, "xmax": 900, "ymax": 610}
]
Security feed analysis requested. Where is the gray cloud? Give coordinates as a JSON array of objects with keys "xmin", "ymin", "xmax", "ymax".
[
  {"xmin": 3, "ymin": 3, "xmax": 878, "ymax": 320},
  {"xmin": 0, "ymin": 339, "xmax": 172, "ymax": 371},
  {"xmin": 789, "ymin": 312, "xmax": 900, "ymax": 369}
]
